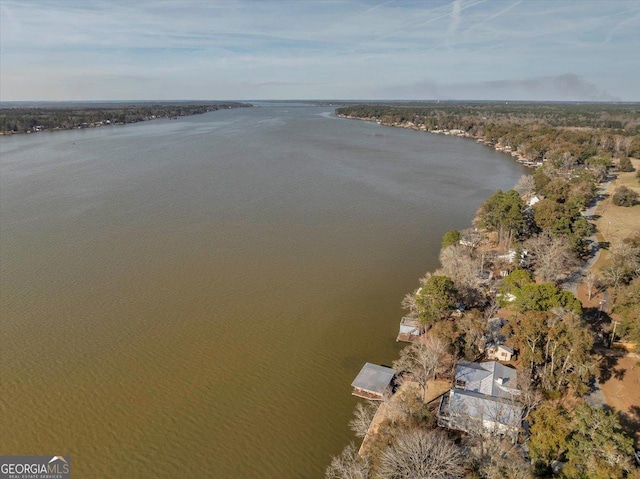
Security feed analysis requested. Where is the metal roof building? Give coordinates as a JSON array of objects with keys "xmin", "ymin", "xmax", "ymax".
[
  {"xmin": 438, "ymin": 361, "xmax": 522, "ymax": 438},
  {"xmin": 351, "ymin": 363, "xmax": 396, "ymax": 400}
]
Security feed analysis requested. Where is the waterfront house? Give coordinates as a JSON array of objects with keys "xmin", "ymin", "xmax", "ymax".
[
  {"xmin": 438, "ymin": 361, "xmax": 521, "ymax": 438},
  {"xmin": 352, "ymin": 363, "xmax": 396, "ymax": 401}
]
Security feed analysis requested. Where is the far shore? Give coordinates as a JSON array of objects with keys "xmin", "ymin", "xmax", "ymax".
[{"xmin": 0, "ymin": 102, "xmax": 252, "ymax": 136}]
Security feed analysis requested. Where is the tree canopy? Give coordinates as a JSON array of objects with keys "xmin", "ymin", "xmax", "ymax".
[
  {"xmin": 441, "ymin": 229, "xmax": 461, "ymax": 249},
  {"xmin": 564, "ymin": 404, "xmax": 635, "ymax": 479},
  {"xmin": 413, "ymin": 275, "xmax": 458, "ymax": 325},
  {"xmin": 506, "ymin": 309, "xmax": 593, "ymax": 394},
  {"xmin": 475, "ymin": 189, "xmax": 526, "ymax": 246},
  {"xmin": 499, "ymin": 273, "xmax": 582, "ymax": 314}
]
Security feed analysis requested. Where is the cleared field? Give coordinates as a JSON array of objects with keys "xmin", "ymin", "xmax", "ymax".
[
  {"xmin": 598, "ymin": 353, "xmax": 640, "ymax": 447},
  {"xmin": 595, "ymin": 158, "xmax": 640, "ymax": 244}
]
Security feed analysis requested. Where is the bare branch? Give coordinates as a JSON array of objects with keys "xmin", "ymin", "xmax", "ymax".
[
  {"xmin": 377, "ymin": 430, "xmax": 466, "ymax": 479},
  {"xmin": 349, "ymin": 401, "xmax": 379, "ymax": 439},
  {"xmin": 325, "ymin": 443, "xmax": 370, "ymax": 479}
]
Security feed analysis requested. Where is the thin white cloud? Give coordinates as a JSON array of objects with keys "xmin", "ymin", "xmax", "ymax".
[
  {"xmin": 447, "ymin": 0, "xmax": 462, "ymax": 42},
  {"xmin": 1, "ymin": 0, "xmax": 638, "ymax": 100}
]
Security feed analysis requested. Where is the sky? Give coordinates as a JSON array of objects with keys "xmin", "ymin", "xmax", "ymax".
[{"xmin": 1, "ymin": 0, "xmax": 639, "ymax": 102}]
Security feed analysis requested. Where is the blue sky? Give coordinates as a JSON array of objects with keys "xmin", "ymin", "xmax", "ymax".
[{"xmin": 1, "ymin": 0, "xmax": 639, "ymax": 101}]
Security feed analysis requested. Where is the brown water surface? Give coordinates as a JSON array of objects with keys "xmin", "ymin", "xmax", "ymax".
[{"xmin": 0, "ymin": 104, "xmax": 526, "ymax": 478}]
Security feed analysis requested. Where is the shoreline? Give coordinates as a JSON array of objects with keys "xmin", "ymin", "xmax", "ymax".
[
  {"xmin": 335, "ymin": 109, "xmax": 639, "ymax": 466},
  {"xmin": 336, "ymin": 113, "xmax": 542, "ymax": 169},
  {"xmin": 0, "ymin": 102, "xmax": 252, "ymax": 136}
]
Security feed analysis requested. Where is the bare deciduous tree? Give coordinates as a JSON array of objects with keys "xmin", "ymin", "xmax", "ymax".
[
  {"xmin": 604, "ymin": 241, "xmax": 640, "ymax": 290},
  {"xmin": 400, "ymin": 292, "xmax": 419, "ymax": 321},
  {"xmin": 603, "ymin": 263, "xmax": 627, "ymax": 291},
  {"xmin": 514, "ymin": 174, "xmax": 535, "ymax": 197},
  {"xmin": 525, "ymin": 231, "xmax": 576, "ymax": 283},
  {"xmin": 561, "ymin": 151, "xmax": 577, "ymax": 171},
  {"xmin": 349, "ymin": 401, "xmax": 379, "ymax": 439},
  {"xmin": 377, "ymin": 430, "xmax": 466, "ymax": 479},
  {"xmin": 515, "ymin": 367, "xmax": 542, "ymax": 420},
  {"xmin": 393, "ymin": 337, "xmax": 448, "ymax": 402},
  {"xmin": 459, "ymin": 227, "xmax": 483, "ymax": 252},
  {"xmin": 585, "ymin": 270, "xmax": 599, "ymax": 300},
  {"xmin": 477, "ymin": 437, "xmax": 533, "ymax": 479},
  {"xmin": 439, "ymin": 245, "xmax": 484, "ymax": 306},
  {"xmin": 457, "ymin": 309, "xmax": 488, "ymax": 359},
  {"xmin": 483, "ymin": 299, "xmax": 500, "ymax": 321},
  {"xmin": 592, "ymin": 164, "xmax": 609, "ymax": 183},
  {"xmin": 325, "ymin": 443, "xmax": 370, "ymax": 479}
]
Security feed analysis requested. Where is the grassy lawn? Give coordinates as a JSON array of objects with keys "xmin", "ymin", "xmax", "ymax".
[{"xmin": 594, "ymin": 158, "xmax": 640, "ymax": 250}]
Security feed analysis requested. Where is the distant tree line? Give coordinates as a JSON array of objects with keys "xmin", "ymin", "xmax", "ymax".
[
  {"xmin": 0, "ymin": 102, "xmax": 252, "ymax": 133},
  {"xmin": 336, "ymin": 103, "xmax": 640, "ymax": 159}
]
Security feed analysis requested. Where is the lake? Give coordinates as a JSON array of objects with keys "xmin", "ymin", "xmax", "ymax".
[{"xmin": 0, "ymin": 104, "xmax": 526, "ymax": 478}]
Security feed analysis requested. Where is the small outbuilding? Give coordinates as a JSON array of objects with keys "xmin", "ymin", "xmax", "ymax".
[
  {"xmin": 486, "ymin": 344, "xmax": 515, "ymax": 362},
  {"xmin": 351, "ymin": 363, "xmax": 396, "ymax": 401},
  {"xmin": 397, "ymin": 317, "xmax": 423, "ymax": 342}
]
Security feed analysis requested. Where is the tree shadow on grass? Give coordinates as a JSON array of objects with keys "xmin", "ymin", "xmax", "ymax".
[
  {"xmin": 616, "ymin": 405, "xmax": 640, "ymax": 447},
  {"xmin": 583, "ymin": 306, "xmax": 600, "ymax": 321},
  {"xmin": 597, "ymin": 352, "xmax": 620, "ymax": 383},
  {"xmin": 613, "ymin": 367, "xmax": 627, "ymax": 381}
]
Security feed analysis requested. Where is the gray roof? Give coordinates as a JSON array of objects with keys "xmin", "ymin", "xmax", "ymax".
[
  {"xmin": 351, "ymin": 363, "xmax": 395, "ymax": 394},
  {"xmin": 442, "ymin": 361, "xmax": 522, "ymax": 433},
  {"xmin": 455, "ymin": 361, "xmax": 518, "ymax": 398},
  {"xmin": 448, "ymin": 388, "xmax": 522, "ymax": 430},
  {"xmin": 497, "ymin": 344, "xmax": 514, "ymax": 354}
]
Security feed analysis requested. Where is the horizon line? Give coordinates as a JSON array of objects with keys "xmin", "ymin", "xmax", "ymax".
[{"xmin": 2, "ymin": 99, "xmax": 640, "ymax": 105}]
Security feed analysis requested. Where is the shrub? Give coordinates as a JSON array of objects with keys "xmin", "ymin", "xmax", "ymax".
[
  {"xmin": 618, "ymin": 156, "xmax": 634, "ymax": 172},
  {"xmin": 441, "ymin": 229, "xmax": 461, "ymax": 249},
  {"xmin": 612, "ymin": 186, "xmax": 638, "ymax": 207}
]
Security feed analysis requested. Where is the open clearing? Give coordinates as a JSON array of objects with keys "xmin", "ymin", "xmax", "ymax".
[
  {"xmin": 598, "ymin": 352, "xmax": 640, "ymax": 447},
  {"xmin": 594, "ymin": 158, "xmax": 640, "ymax": 245}
]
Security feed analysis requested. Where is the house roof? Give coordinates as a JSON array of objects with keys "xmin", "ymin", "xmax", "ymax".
[
  {"xmin": 455, "ymin": 361, "xmax": 518, "ymax": 398},
  {"xmin": 444, "ymin": 360, "xmax": 522, "ymax": 431},
  {"xmin": 486, "ymin": 342, "xmax": 514, "ymax": 355},
  {"xmin": 400, "ymin": 316, "xmax": 421, "ymax": 327},
  {"xmin": 351, "ymin": 363, "xmax": 395, "ymax": 395},
  {"xmin": 449, "ymin": 388, "xmax": 522, "ymax": 430}
]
